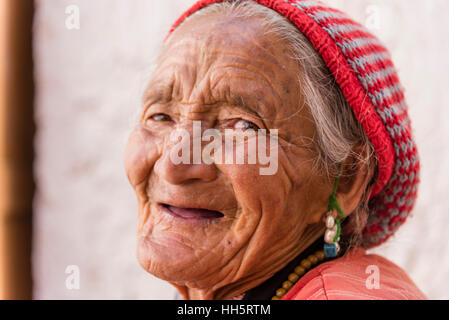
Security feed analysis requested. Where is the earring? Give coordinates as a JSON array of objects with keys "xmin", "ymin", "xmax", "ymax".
[
  {"xmin": 323, "ymin": 164, "xmax": 345, "ymax": 258},
  {"xmin": 323, "ymin": 210, "xmax": 340, "ymax": 258}
]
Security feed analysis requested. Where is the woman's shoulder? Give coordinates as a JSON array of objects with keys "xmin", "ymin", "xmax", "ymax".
[{"xmin": 282, "ymin": 247, "xmax": 427, "ymax": 300}]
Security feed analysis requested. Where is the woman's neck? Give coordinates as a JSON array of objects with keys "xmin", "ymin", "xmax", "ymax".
[{"xmin": 173, "ymin": 223, "xmax": 325, "ymax": 300}]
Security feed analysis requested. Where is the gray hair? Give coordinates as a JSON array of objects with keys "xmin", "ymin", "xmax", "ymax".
[{"xmin": 169, "ymin": 0, "xmax": 377, "ymax": 243}]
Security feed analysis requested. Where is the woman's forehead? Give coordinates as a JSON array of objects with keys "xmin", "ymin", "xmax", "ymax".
[
  {"xmin": 167, "ymin": 12, "xmax": 274, "ymax": 49},
  {"xmin": 148, "ymin": 13, "xmax": 304, "ymax": 117},
  {"xmin": 161, "ymin": 12, "xmax": 290, "ymax": 72}
]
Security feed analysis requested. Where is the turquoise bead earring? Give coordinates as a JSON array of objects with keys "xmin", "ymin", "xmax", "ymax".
[{"xmin": 323, "ymin": 164, "xmax": 345, "ymax": 258}]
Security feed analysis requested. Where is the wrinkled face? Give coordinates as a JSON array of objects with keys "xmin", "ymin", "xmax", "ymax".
[{"xmin": 124, "ymin": 13, "xmax": 331, "ymax": 288}]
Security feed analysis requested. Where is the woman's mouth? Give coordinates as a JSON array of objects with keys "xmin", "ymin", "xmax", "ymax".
[{"xmin": 159, "ymin": 203, "xmax": 224, "ymax": 220}]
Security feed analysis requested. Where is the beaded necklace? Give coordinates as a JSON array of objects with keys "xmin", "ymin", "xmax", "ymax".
[{"xmin": 271, "ymin": 248, "xmax": 326, "ymax": 300}]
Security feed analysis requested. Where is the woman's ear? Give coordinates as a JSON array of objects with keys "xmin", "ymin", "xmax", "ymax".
[
  {"xmin": 305, "ymin": 146, "xmax": 376, "ymax": 225},
  {"xmin": 336, "ymin": 145, "xmax": 376, "ymax": 218}
]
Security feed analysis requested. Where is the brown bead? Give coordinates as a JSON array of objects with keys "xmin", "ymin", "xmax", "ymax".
[
  {"xmin": 276, "ymin": 288, "xmax": 287, "ymax": 297},
  {"xmin": 282, "ymin": 280, "xmax": 293, "ymax": 290},
  {"xmin": 294, "ymin": 266, "xmax": 305, "ymax": 276},
  {"xmin": 300, "ymin": 259, "xmax": 312, "ymax": 269},
  {"xmin": 288, "ymin": 273, "xmax": 299, "ymax": 283},
  {"xmin": 272, "ymin": 296, "xmax": 280, "ymax": 300},
  {"xmin": 315, "ymin": 250, "xmax": 325, "ymax": 261},
  {"xmin": 308, "ymin": 254, "xmax": 318, "ymax": 265}
]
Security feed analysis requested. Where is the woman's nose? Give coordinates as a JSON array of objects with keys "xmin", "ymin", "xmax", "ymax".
[
  {"xmin": 157, "ymin": 156, "xmax": 218, "ymax": 185},
  {"xmin": 154, "ymin": 125, "xmax": 219, "ymax": 185}
]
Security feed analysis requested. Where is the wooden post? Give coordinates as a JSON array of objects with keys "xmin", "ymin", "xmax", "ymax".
[{"xmin": 0, "ymin": 0, "xmax": 34, "ymax": 300}]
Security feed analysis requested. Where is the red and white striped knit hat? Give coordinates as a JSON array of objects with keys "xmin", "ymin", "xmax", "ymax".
[{"xmin": 168, "ymin": 0, "xmax": 420, "ymax": 249}]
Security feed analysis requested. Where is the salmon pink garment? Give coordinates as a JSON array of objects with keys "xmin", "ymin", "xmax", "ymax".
[{"xmin": 282, "ymin": 248, "xmax": 426, "ymax": 300}]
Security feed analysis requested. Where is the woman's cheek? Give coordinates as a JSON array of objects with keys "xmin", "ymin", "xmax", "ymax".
[
  {"xmin": 217, "ymin": 162, "xmax": 282, "ymax": 217},
  {"xmin": 124, "ymin": 126, "xmax": 163, "ymax": 189}
]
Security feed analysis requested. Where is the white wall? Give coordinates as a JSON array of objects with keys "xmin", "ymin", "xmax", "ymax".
[{"xmin": 33, "ymin": 0, "xmax": 449, "ymax": 299}]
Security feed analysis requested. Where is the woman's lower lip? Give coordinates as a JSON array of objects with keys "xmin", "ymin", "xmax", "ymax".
[{"xmin": 159, "ymin": 203, "xmax": 224, "ymax": 220}]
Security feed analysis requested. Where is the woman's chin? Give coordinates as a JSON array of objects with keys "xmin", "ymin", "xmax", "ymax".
[{"xmin": 137, "ymin": 235, "xmax": 221, "ymax": 282}]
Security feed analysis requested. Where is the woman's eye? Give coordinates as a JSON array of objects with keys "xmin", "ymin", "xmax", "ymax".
[
  {"xmin": 151, "ymin": 113, "xmax": 172, "ymax": 122},
  {"xmin": 234, "ymin": 119, "xmax": 260, "ymax": 131}
]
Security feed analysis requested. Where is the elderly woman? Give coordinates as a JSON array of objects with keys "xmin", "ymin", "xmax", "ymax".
[{"xmin": 125, "ymin": 0, "xmax": 425, "ymax": 300}]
